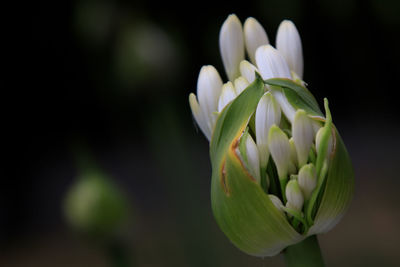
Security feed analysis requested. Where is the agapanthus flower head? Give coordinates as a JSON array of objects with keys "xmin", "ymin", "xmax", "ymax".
[
  {"xmin": 64, "ymin": 171, "xmax": 128, "ymax": 239},
  {"xmin": 189, "ymin": 14, "xmax": 354, "ymax": 257}
]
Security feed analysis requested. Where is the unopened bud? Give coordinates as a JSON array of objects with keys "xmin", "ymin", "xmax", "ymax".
[
  {"xmin": 276, "ymin": 20, "xmax": 303, "ymax": 78},
  {"xmin": 292, "ymin": 109, "xmax": 314, "ymax": 167},
  {"xmin": 268, "ymin": 125, "xmax": 291, "ymax": 179},
  {"xmin": 244, "ymin": 17, "xmax": 269, "ymax": 64},
  {"xmin": 219, "ymin": 14, "xmax": 245, "ymax": 81},
  {"xmin": 298, "ymin": 163, "xmax": 317, "ymax": 200},
  {"xmin": 256, "ymin": 92, "xmax": 281, "ymax": 168},
  {"xmin": 285, "ymin": 179, "xmax": 304, "ymax": 212},
  {"xmin": 218, "ymin": 81, "xmax": 237, "ymax": 112},
  {"xmin": 239, "ymin": 60, "xmax": 259, "ymax": 83},
  {"xmin": 64, "ymin": 173, "xmax": 127, "ymax": 238},
  {"xmin": 234, "ymin": 76, "xmax": 249, "ymax": 95}
]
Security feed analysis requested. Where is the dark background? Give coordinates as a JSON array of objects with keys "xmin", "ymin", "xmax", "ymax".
[{"xmin": 2, "ymin": 0, "xmax": 400, "ymax": 266}]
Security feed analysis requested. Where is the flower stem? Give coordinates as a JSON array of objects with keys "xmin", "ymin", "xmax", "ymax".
[
  {"xmin": 283, "ymin": 235, "xmax": 325, "ymax": 267},
  {"xmin": 107, "ymin": 240, "xmax": 132, "ymax": 267}
]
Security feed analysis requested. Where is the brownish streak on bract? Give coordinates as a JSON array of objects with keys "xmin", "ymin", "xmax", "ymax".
[
  {"xmin": 229, "ymin": 125, "xmax": 257, "ymax": 183},
  {"xmin": 310, "ymin": 116, "xmax": 325, "ymax": 122},
  {"xmin": 330, "ymin": 126, "xmax": 337, "ymax": 159},
  {"xmin": 220, "ymin": 159, "xmax": 230, "ymax": 196},
  {"xmin": 219, "ymin": 121, "xmax": 258, "ymax": 196}
]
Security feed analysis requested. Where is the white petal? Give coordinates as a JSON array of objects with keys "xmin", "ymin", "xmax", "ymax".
[
  {"xmin": 255, "ymin": 92, "xmax": 281, "ymax": 168},
  {"xmin": 239, "ymin": 60, "xmax": 259, "ymax": 83},
  {"xmin": 255, "ymin": 45, "xmax": 291, "ymax": 80},
  {"xmin": 197, "ymin": 65, "xmax": 223, "ymax": 133},
  {"xmin": 189, "ymin": 93, "xmax": 211, "ymax": 140},
  {"xmin": 285, "ymin": 179, "xmax": 304, "ymax": 212},
  {"xmin": 218, "ymin": 81, "xmax": 237, "ymax": 112},
  {"xmin": 298, "ymin": 163, "xmax": 317, "ymax": 200},
  {"xmin": 244, "ymin": 17, "xmax": 269, "ymax": 64},
  {"xmin": 268, "ymin": 125, "xmax": 291, "ymax": 179},
  {"xmin": 270, "ymin": 89, "xmax": 297, "ymax": 123},
  {"xmin": 219, "ymin": 14, "xmax": 245, "ymax": 81},
  {"xmin": 233, "ymin": 76, "xmax": 249, "ymax": 95},
  {"xmin": 276, "ymin": 20, "xmax": 303, "ymax": 79},
  {"xmin": 292, "ymin": 109, "xmax": 314, "ymax": 167},
  {"xmin": 245, "ymin": 134, "xmax": 261, "ymax": 183}
]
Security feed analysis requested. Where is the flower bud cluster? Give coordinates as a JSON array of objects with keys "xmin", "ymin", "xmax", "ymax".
[
  {"xmin": 190, "ymin": 15, "xmax": 302, "ymax": 141},
  {"xmin": 189, "ymin": 14, "xmax": 343, "ymax": 238}
]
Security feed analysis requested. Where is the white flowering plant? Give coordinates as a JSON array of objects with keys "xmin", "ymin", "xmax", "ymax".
[{"xmin": 189, "ymin": 14, "xmax": 354, "ymax": 266}]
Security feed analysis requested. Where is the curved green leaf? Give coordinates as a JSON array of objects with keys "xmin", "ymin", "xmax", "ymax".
[
  {"xmin": 308, "ymin": 129, "xmax": 355, "ymax": 235},
  {"xmin": 210, "ymin": 75, "xmax": 265, "ymax": 165},
  {"xmin": 210, "ymin": 76, "xmax": 303, "ymax": 256},
  {"xmin": 265, "ymin": 78, "xmax": 323, "ymax": 118}
]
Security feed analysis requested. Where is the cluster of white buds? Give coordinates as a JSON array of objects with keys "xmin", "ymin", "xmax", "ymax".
[
  {"xmin": 189, "ymin": 14, "xmax": 353, "ymax": 257},
  {"xmin": 190, "ymin": 14, "xmax": 324, "ymax": 220},
  {"xmin": 190, "ymin": 15, "xmax": 299, "ymax": 141}
]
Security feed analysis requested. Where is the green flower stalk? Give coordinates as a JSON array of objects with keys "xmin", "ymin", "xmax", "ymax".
[{"xmin": 189, "ymin": 14, "xmax": 354, "ymax": 265}]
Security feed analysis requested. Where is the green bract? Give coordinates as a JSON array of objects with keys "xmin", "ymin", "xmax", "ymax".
[{"xmin": 209, "ymin": 76, "xmax": 354, "ymax": 256}]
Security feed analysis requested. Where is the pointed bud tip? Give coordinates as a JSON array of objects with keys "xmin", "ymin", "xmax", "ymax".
[
  {"xmin": 269, "ymin": 194, "xmax": 284, "ymax": 212},
  {"xmin": 226, "ymin": 14, "xmax": 240, "ymax": 23},
  {"xmin": 234, "ymin": 76, "xmax": 249, "ymax": 95},
  {"xmin": 239, "ymin": 60, "xmax": 258, "ymax": 83},
  {"xmin": 218, "ymin": 81, "xmax": 237, "ymax": 112},
  {"xmin": 279, "ymin": 20, "xmax": 296, "ymax": 29}
]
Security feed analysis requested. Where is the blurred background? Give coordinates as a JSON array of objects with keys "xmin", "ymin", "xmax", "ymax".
[{"xmin": 2, "ymin": 0, "xmax": 400, "ymax": 266}]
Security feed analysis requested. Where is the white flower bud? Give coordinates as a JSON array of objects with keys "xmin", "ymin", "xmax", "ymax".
[
  {"xmin": 298, "ymin": 163, "xmax": 317, "ymax": 200},
  {"xmin": 190, "ymin": 65, "xmax": 223, "ymax": 140},
  {"xmin": 218, "ymin": 81, "xmax": 237, "ymax": 112},
  {"xmin": 234, "ymin": 76, "xmax": 249, "ymax": 95},
  {"xmin": 268, "ymin": 125, "xmax": 291, "ymax": 179},
  {"xmin": 276, "ymin": 20, "xmax": 303, "ymax": 79},
  {"xmin": 189, "ymin": 93, "xmax": 211, "ymax": 140},
  {"xmin": 245, "ymin": 134, "xmax": 261, "ymax": 183},
  {"xmin": 219, "ymin": 14, "xmax": 245, "ymax": 81},
  {"xmin": 292, "ymin": 109, "xmax": 314, "ymax": 167},
  {"xmin": 239, "ymin": 60, "xmax": 259, "ymax": 83},
  {"xmin": 244, "ymin": 17, "xmax": 269, "ymax": 64},
  {"xmin": 285, "ymin": 179, "xmax": 304, "ymax": 212},
  {"xmin": 269, "ymin": 194, "xmax": 284, "ymax": 212},
  {"xmin": 255, "ymin": 92, "xmax": 281, "ymax": 169},
  {"xmin": 255, "ymin": 45, "xmax": 291, "ymax": 80}
]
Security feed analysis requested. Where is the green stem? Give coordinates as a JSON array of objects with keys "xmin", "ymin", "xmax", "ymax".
[
  {"xmin": 284, "ymin": 235, "xmax": 325, "ymax": 267},
  {"xmin": 107, "ymin": 241, "xmax": 132, "ymax": 267}
]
